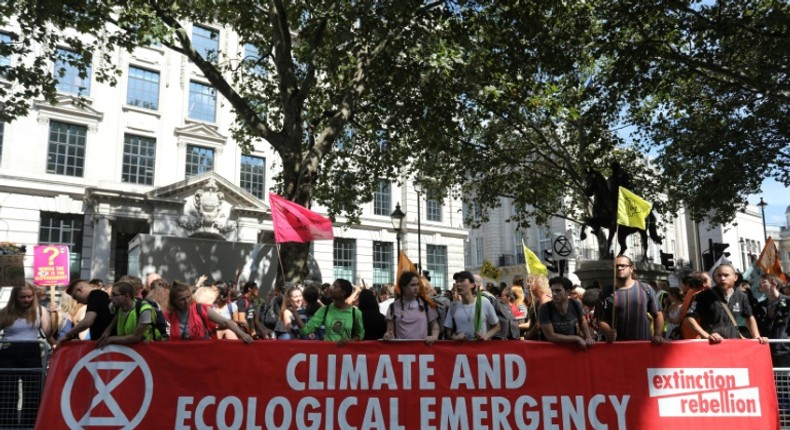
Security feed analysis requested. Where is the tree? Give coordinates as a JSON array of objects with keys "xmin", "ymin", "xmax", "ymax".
[
  {"xmin": 1, "ymin": 0, "xmax": 475, "ymax": 280},
  {"xmin": 2, "ymin": 0, "xmax": 786, "ymax": 274}
]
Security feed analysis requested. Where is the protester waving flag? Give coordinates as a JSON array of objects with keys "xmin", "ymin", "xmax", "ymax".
[
  {"xmin": 617, "ymin": 186, "xmax": 652, "ymax": 230},
  {"xmin": 269, "ymin": 193, "xmax": 334, "ymax": 243},
  {"xmin": 522, "ymin": 239, "xmax": 548, "ymax": 275}
]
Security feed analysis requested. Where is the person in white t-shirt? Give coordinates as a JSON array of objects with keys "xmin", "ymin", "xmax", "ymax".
[{"xmin": 444, "ymin": 271, "xmax": 499, "ymax": 341}]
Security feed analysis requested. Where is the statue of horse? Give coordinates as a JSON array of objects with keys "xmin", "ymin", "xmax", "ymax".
[{"xmin": 579, "ymin": 165, "xmax": 662, "ymax": 260}]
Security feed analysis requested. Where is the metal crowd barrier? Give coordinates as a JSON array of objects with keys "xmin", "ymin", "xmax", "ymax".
[{"xmin": 0, "ymin": 340, "xmax": 50, "ymax": 430}]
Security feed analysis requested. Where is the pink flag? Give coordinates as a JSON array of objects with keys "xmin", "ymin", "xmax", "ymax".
[{"xmin": 269, "ymin": 192, "xmax": 334, "ymax": 243}]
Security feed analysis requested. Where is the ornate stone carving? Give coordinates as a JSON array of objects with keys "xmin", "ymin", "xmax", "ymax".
[{"xmin": 178, "ymin": 178, "xmax": 236, "ymax": 237}]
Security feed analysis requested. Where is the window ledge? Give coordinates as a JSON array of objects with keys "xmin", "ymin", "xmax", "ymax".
[{"xmin": 122, "ymin": 104, "xmax": 162, "ymax": 118}]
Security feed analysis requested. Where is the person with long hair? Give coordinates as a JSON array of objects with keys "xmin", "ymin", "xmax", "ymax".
[
  {"xmin": 164, "ymin": 281, "xmax": 252, "ymax": 343},
  {"xmin": 383, "ymin": 272, "xmax": 440, "ymax": 344},
  {"xmin": 0, "ymin": 283, "xmax": 52, "ymax": 427},
  {"xmin": 279, "ymin": 286, "xmax": 309, "ymax": 339},
  {"xmin": 524, "ymin": 274, "xmax": 552, "ymax": 339},
  {"xmin": 212, "ymin": 282, "xmax": 240, "ymax": 339},
  {"xmin": 358, "ymin": 288, "xmax": 387, "ymax": 340}
]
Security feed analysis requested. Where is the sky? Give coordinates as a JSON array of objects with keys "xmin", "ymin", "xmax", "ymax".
[{"xmin": 748, "ymin": 178, "xmax": 789, "ymax": 228}]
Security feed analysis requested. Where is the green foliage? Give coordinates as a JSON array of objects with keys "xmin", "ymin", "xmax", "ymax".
[{"xmin": 1, "ymin": 0, "xmax": 787, "ymax": 275}]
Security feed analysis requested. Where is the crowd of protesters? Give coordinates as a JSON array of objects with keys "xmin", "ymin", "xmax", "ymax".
[{"xmin": 1, "ymin": 259, "xmax": 788, "ymax": 425}]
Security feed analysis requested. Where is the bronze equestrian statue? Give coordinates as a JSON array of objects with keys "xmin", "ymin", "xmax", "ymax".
[{"xmin": 580, "ymin": 163, "xmax": 662, "ymax": 260}]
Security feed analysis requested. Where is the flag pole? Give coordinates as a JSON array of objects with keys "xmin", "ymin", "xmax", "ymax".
[
  {"xmin": 275, "ymin": 243, "xmax": 287, "ymax": 282},
  {"xmin": 612, "ymin": 224, "xmax": 619, "ymax": 328}
]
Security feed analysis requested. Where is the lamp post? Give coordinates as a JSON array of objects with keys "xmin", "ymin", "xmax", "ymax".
[
  {"xmin": 757, "ymin": 197, "xmax": 768, "ymax": 242},
  {"xmin": 390, "ymin": 203, "xmax": 406, "ymax": 271}
]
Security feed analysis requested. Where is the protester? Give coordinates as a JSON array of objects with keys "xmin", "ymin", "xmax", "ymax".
[
  {"xmin": 444, "ymin": 271, "xmax": 500, "ymax": 341},
  {"xmin": 278, "ymin": 285, "xmax": 309, "ymax": 339},
  {"xmin": 212, "ymin": 282, "xmax": 240, "ymax": 340},
  {"xmin": 300, "ymin": 279, "xmax": 364, "ymax": 344},
  {"xmin": 755, "ymin": 274, "xmax": 790, "ymax": 366},
  {"xmin": 596, "ymin": 256, "xmax": 664, "ymax": 343},
  {"xmin": 164, "ymin": 281, "xmax": 252, "ymax": 343},
  {"xmin": 58, "ymin": 278, "xmax": 114, "ymax": 345},
  {"xmin": 679, "ymin": 274, "xmax": 707, "ymax": 339},
  {"xmin": 236, "ymin": 281, "xmax": 259, "ymax": 336},
  {"xmin": 664, "ymin": 287, "xmax": 683, "ymax": 339},
  {"xmin": 524, "ymin": 274, "xmax": 552, "ymax": 339},
  {"xmin": 685, "ymin": 263, "xmax": 768, "ymax": 344},
  {"xmin": 0, "ymin": 283, "xmax": 51, "ymax": 427},
  {"xmin": 378, "ymin": 283, "xmax": 395, "ymax": 316},
  {"xmin": 96, "ymin": 281, "xmax": 161, "ymax": 347},
  {"xmin": 539, "ymin": 277, "xmax": 594, "ymax": 350},
  {"xmin": 358, "ymin": 289, "xmax": 387, "ymax": 340},
  {"xmin": 301, "ymin": 284, "xmax": 324, "ymax": 340},
  {"xmin": 383, "ymin": 272, "xmax": 440, "ymax": 344}
]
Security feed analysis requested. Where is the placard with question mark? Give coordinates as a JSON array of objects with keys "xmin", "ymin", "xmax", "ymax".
[{"xmin": 33, "ymin": 245, "xmax": 70, "ymax": 285}]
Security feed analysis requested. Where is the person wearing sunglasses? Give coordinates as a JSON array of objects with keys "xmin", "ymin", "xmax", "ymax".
[{"xmin": 595, "ymin": 256, "xmax": 664, "ymax": 343}]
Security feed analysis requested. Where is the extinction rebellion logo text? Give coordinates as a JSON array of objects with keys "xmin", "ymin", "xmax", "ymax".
[{"xmin": 647, "ymin": 368, "xmax": 760, "ymax": 417}]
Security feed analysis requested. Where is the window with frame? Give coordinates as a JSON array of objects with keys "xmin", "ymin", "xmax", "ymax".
[
  {"xmin": 240, "ymin": 155, "xmax": 265, "ymax": 199},
  {"xmin": 0, "ymin": 32, "xmax": 11, "ymax": 78},
  {"xmin": 127, "ymin": 66, "xmax": 160, "ymax": 110},
  {"xmin": 333, "ymin": 238, "xmax": 356, "ymax": 281},
  {"xmin": 475, "ymin": 237, "xmax": 484, "ymax": 266},
  {"xmin": 47, "ymin": 121, "xmax": 86, "ymax": 177},
  {"xmin": 188, "ymin": 81, "xmax": 216, "ymax": 122},
  {"xmin": 54, "ymin": 48, "xmax": 91, "ymax": 96},
  {"xmin": 372, "ymin": 241, "xmax": 393, "ymax": 288},
  {"xmin": 192, "ymin": 25, "xmax": 219, "ymax": 61},
  {"xmin": 185, "ymin": 145, "xmax": 214, "ymax": 178},
  {"xmin": 122, "ymin": 134, "xmax": 156, "ymax": 185},
  {"xmin": 373, "ymin": 179, "xmax": 391, "ymax": 216},
  {"xmin": 39, "ymin": 211, "xmax": 83, "ymax": 281},
  {"xmin": 426, "ymin": 190, "xmax": 442, "ymax": 222},
  {"xmin": 243, "ymin": 43, "xmax": 265, "ymax": 75},
  {"xmin": 427, "ymin": 245, "xmax": 447, "ymax": 290}
]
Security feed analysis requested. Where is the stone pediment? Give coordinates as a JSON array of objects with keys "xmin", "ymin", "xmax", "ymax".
[
  {"xmin": 34, "ymin": 94, "xmax": 104, "ymax": 126},
  {"xmin": 147, "ymin": 171, "xmax": 268, "ymax": 212},
  {"xmin": 148, "ymin": 172, "xmax": 268, "ymax": 240},
  {"xmin": 174, "ymin": 122, "xmax": 227, "ymax": 146}
]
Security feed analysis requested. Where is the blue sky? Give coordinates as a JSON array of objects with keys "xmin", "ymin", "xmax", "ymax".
[{"xmin": 748, "ymin": 178, "xmax": 789, "ymax": 227}]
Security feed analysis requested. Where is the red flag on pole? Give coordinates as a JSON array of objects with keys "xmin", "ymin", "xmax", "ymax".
[{"xmin": 269, "ymin": 192, "xmax": 334, "ymax": 243}]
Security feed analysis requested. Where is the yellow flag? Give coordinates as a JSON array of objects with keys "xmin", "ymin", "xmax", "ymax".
[
  {"xmin": 617, "ymin": 186, "xmax": 652, "ymax": 230},
  {"xmin": 522, "ymin": 239, "xmax": 548, "ymax": 275}
]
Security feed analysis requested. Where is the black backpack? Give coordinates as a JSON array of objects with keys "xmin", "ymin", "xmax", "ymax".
[
  {"xmin": 134, "ymin": 298, "xmax": 169, "ymax": 340},
  {"xmin": 480, "ymin": 291, "xmax": 520, "ymax": 340},
  {"xmin": 263, "ymin": 296, "xmax": 282, "ymax": 330}
]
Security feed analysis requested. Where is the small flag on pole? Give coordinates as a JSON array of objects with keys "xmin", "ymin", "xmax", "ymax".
[
  {"xmin": 522, "ymin": 239, "xmax": 548, "ymax": 275},
  {"xmin": 617, "ymin": 186, "xmax": 652, "ymax": 230},
  {"xmin": 269, "ymin": 193, "xmax": 334, "ymax": 243}
]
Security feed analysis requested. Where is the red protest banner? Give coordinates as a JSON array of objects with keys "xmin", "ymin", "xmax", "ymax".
[{"xmin": 37, "ymin": 340, "xmax": 778, "ymax": 430}]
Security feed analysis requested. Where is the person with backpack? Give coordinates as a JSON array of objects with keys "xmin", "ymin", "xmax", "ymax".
[
  {"xmin": 278, "ymin": 285, "xmax": 310, "ymax": 339},
  {"xmin": 539, "ymin": 277, "xmax": 595, "ymax": 350},
  {"xmin": 444, "ymin": 271, "xmax": 500, "ymax": 341},
  {"xmin": 383, "ymin": 271, "xmax": 440, "ymax": 344},
  {"xmin": 235, "ymin": 281, "xmax": 259, "ymax": 337},
  {"xmin": 595, "ymin": 256, "xmax": 665, "ymax": 343},
  {"xmin": 165, "ymin": 281, "xmax": 252, "ymax": 343},
  {"xmin": 96, "ymin": 281, "xmax": 163, "ymax": 347},
  {"xmin": 300, "ymin": 279, "xmax": 364, "ymax": 344}
]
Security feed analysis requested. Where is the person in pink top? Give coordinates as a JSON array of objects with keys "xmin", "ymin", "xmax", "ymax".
[{"xmin": 383, "ymin": 272, "xmax": 440, "ymax": 345}]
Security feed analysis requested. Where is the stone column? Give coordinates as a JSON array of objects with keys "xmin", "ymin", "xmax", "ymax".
[{"xmin": 91, "ymin": 216, "xmax": 112, "ymax": 281}]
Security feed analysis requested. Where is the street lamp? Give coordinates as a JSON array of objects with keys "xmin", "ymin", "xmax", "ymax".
[
  {"xmin": 757, "ymin": 197, "xmax": 768, "ymax": 242},
  {"xmin": 390, "ymin": 202, "xmax": 406, "ymax": 260}
]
